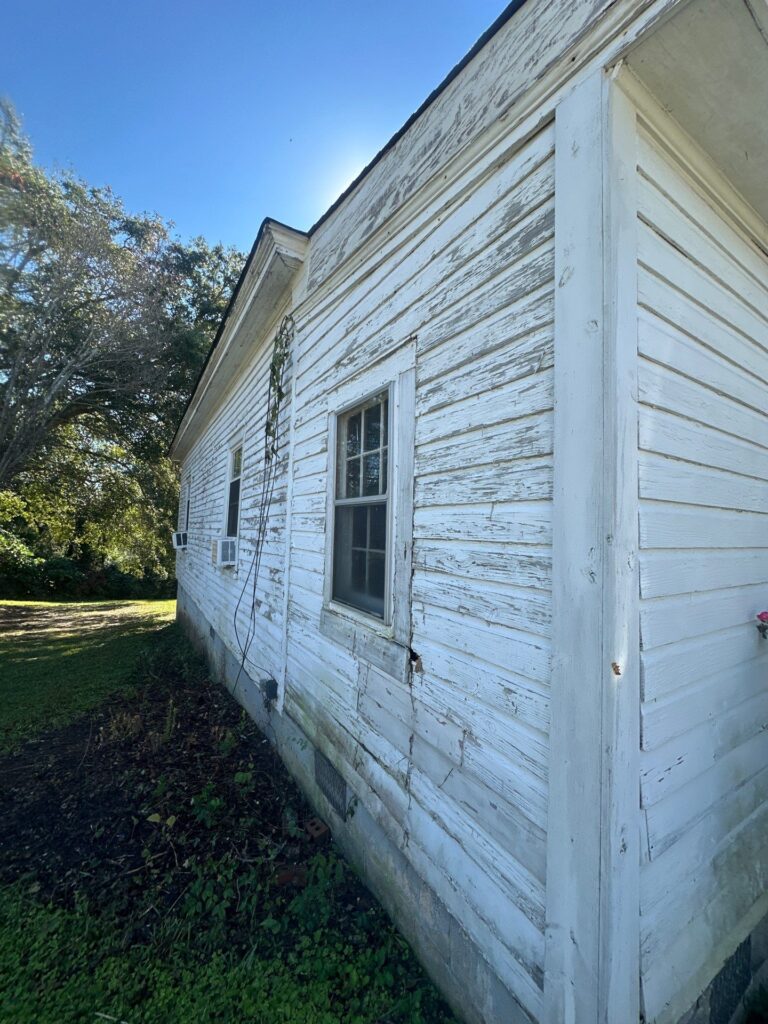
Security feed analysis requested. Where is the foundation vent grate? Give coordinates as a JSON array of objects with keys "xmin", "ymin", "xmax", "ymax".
[
  {"xmin": 314, "ymin": 749, "xmax": 348, "ymax": 818},
  {"xmin": 710, "ymin": 938, "xmax": 751, "ymax": 1024}
]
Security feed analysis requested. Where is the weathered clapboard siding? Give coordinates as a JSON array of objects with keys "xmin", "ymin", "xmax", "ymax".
[
  {"xmin": 295, "ymin": 166, "xmax": 555, "ymax": 408},
  {"xmin": 176, "ymin": 303, "xmax": 294, "ymax": 684},
  {"xmin": 304, "ymin": 0, "xmax": 681, "ymax": 295},
  {"xmin": 272, "ymin": 122, "xmax": 557, "ymax": 1019},
  {"xmin": 173, "ymin": 120, "xmax": 557, "ymax": 1021},
  {"xmin": 635, "ymin": 119, "xmax": 768, "ymax": 1023},
  {"xmin": 165, "ymin": 6, "xmax": 767, "ymax": 1021}
]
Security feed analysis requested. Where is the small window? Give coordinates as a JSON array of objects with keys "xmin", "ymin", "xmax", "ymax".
[
  {"xmin": 333, "ymin": 391, "xmax": 389, "ymax": 618},
  {"xmin": 184, "ymin": 478, "xmax": 191, "ymax": 533},
  {"xmin": 226, "ymin": 446, "xmax": 242, "ymax": 539}
]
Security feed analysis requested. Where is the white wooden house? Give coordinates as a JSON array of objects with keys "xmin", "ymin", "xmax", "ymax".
[{"xmin": 170, "ymin": 1, "xmax": 768, "ymax": 1021}]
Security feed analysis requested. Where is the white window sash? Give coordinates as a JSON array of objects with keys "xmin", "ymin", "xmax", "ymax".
[
  {"xmin": 224, "ymin": 444, "xmax": 243, "ymax": 540},
  {"xmin": 322, "ymin": 346, "xmax": 415, "ymax": 649}
]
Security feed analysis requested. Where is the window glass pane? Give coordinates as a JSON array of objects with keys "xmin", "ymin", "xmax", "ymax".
[
  {"xmin": 345, "ymin": 456, "xmax": 361, "ymax": 498},
  {"xmin": 351, "ymin": 549, "xmax": 366, "ymax": 591},
  {"xmin": 332, "ymin": 390, "xmax": 391, "ymax": 620},
  {"xmin": 352, "ymin": 505, "xmax": 367, "ymax": 548},
  {"xmin": 226, "ymin": 478, "xmax": 240, "ymax": 537},
  {"xmin": 364, "ymin": 402, "xmax": 381, "ymax": 452},
  {"xmin": 232, "ymin": 447, "xmax": 242, "ymax": 478},
  {"xmin": 369, "ymin": 503, "xmax": 386, "ymax": 551},
  {"xmin": 367, "ymin": 552, "xmax": 385, "ymax": 608},
  {"xmin": 333, "ymin": 505, "xmax": 385, "ymax": 619},
  {"xmin": 363, "ymin": 452, "xmax": 380, "ymax": 496},
  {"xmin": 346, "ymin": 413, "xmax": 361, "ymax": 458}
]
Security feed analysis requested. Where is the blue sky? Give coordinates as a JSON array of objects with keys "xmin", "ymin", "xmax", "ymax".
[{"xmin": 6, "ymin": 1, "xmax": 509, "ymax": 253}]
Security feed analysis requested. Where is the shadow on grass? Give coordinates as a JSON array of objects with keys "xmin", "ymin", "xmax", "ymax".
[
  {"xmin": 0, "ymin": 601, "xmax": 173, "ymax": 637},
  {"xmin": 0, "ymin": 605, "xmax": 176, "ymax": 751}
]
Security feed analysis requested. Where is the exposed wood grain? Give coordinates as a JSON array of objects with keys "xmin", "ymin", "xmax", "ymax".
[
  {"xmin": 416, "ymin": 409, "xmax": 553, "ymax": 476},
  {"xmin": 412, "ymin": 573, "xmax": 551, "ymax": 637},
  {"xmin": 412, "ymin": 603, "xmax": 552, "ymax": 685},
  {"xmin": 304, "ymin": 0, "xmax": 671, "ymax": 296},
  {"xmin": 415, "ymin": 455, "xmax": 552, "ymax": 507},
  {"xmin": 414, "ymin": 542, "xmax": 552, "ymax": 591}
]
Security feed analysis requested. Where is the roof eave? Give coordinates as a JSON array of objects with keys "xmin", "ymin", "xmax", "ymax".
[{"xmin": 170, "ymin": 218, "xmax": 308, "ymax": 462}]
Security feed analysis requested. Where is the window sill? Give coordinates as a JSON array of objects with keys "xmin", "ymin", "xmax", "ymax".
[{"xmin": 320, "ymin": 605, "xmax": 410, "ymax": 683}]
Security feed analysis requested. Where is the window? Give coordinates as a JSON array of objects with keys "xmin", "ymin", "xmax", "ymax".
[
  {"xmin": 226, "ymin": 446, "xmax": 242, "ymax": 538},
  {"xmin": 321, "ymin": 354, "xmax": 415, "ymax": 678},
  {"xmin": 332, "ymin": 391, "xmax": 390, "ymax": 618},
  {"xmin": 184, "ymin": 478, "xmax": 191, "ymax": 533}
]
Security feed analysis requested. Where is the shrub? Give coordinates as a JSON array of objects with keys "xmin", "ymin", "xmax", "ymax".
[
  {"xmin": 40, "ymin": 556, "xmax": 87, "ymax": 596},
  {"xmin": 0, "ymin": 532, "xmax": 44, "ymax": 598}
]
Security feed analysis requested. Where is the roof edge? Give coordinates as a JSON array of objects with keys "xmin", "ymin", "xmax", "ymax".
[
  {"xmin": 307, "ymin": 0, "xmax": 530, "ymax": 238},
  {"xmin": 170, "ymin": 0, "xmax": 531, "ymax": 458},
  {"xmin": 169, "ymin": 217, "xmax": 307, "ymax": 459}
]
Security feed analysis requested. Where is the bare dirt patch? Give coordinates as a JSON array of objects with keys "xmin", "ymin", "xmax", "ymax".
[{"xmin": 0, "ymin": 626, "xmax": 456, "ymax": 1023}]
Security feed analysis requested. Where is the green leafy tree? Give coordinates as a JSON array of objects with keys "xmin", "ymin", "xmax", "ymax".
[
  {"xmin": 0, "ymin": 101, "xmax": 172, "ymax": 486},
  {"xmin": 0, "ymin": 99, "xmax": 244, "ymax": 592}
]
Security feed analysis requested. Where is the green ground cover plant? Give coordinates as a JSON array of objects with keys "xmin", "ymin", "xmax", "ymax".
[{"xmin": 0, "ymin": 608, "xmax": 455, "ymax": 1023}]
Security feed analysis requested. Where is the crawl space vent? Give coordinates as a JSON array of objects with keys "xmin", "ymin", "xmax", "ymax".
[{"xmin": 314, "ymin": 749, "xmax": 347, "ymax": 818}]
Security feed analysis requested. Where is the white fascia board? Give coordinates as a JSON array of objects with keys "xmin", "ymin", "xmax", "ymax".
[{"xmin": 171, "ymin": 221, "xmax": 308, "ymax": 462}]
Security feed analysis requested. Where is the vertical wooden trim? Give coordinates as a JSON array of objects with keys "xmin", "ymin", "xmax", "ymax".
[
  {"xmin": 544, "ymin": 68, "xmax": 640, "ymax": 1023},
  {"xmin": 545, "ymin": 71, "xmax": 605, "ymax": 1024},
  {"xmin": 322, "ymin": 410, "xmax": 338, "ymax": 609},
  {"xmin": 392, "ymin": 367, "xmax": 416, "ymax": 647},
  {"xmin": 600, "ymin": 70, "xmax": 640, "ymax": 1023},
  {"xmin": 279, "ymin": 344, "xmax": 298, "ymax": 712}
]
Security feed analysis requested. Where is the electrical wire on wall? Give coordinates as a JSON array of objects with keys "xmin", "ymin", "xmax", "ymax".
[{"xmin": 231, "ymin": 312, "xmax": 295, "ymax": 696}]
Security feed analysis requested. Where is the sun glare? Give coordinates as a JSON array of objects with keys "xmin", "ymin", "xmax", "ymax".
[{"xmin": 314, "ymin": 150, "xmax": 372, "ymax": 217}]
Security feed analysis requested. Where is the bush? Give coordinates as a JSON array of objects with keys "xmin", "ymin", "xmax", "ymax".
[
  {"xmin": 0, "ymin": 532, "xmax": 44, "ymax": 598},
  {"xmin": 40, "ymin": 556, "xmax": 87, "ymax": 596},
  {"xmin": 0, "ymin": 488, "xmax": 176, "ymax": 601},
  {"xmin": 0, "ymin": 549, "xmax": 175, "ymax": 600}
]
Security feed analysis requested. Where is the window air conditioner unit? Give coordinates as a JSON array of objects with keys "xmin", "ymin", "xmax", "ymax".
[
  {"xmin": 172, "ymin": 531, "xmax": 188, "ymax": 550},
  {"xmin": 217, "ymin": 538, "xmax": 237, "ymax": 567}
]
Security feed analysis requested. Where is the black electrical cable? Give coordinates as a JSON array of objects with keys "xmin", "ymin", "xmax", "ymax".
[{"xmin": 231, "ymin": 314, "xmax": 295, "ymax": 697}]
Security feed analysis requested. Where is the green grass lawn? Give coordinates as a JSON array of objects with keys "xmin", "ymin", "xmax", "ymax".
[
  {"xmin": 0, "ymin": 598, "xmax": 176, "ymax": 750},
  {"xmin": 0, "ymin": 602, "xmax": 456, "ymax": 1024}
]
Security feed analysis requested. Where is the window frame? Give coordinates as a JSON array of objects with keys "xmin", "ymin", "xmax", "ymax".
[
  {"xmin": 184, "ymin": 476, "xmax": 191, "ymax": 533},
  {"xmin": 321, "ymin": 346, "xmax": 415, "ymax": 679},
  {"xmin": 176, "ymin": 474, "xmax": 192, "ymax": 552},
  {"xmin": 224, "ymin": 443, "xmax": 243, "ymax": 541},
  {"xmin": 331, "ymin": 387, "xmax": 393, "ymax": 623}
]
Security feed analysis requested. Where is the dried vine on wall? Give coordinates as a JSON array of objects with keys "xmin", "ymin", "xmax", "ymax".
[{"xmin": 232, "ymin": 313, "xmax": 296, "ymax": 692}]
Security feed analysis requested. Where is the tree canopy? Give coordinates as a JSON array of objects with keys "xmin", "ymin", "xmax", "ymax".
[{"xmin": 0, "ymin": 99, "xmax": 244, "ymax": 596}]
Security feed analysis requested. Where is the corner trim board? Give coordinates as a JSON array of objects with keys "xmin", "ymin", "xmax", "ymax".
[{"xmin": 544, "ymin": 68, "xmax": 641, "ymax": 1023}]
